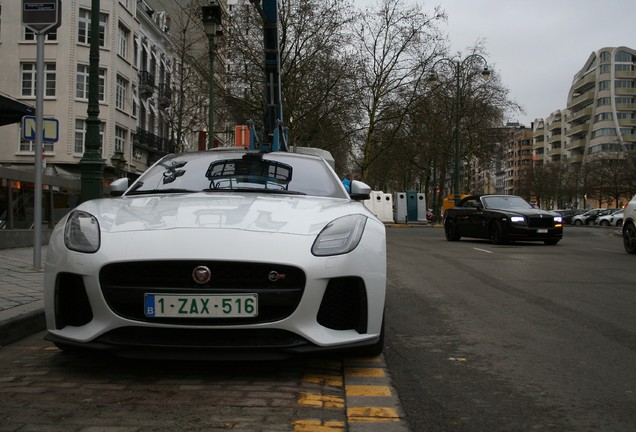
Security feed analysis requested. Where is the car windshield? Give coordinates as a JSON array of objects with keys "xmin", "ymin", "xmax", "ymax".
[
  {"xmin": 482, "ymin": 196, "xmax": 534, "ymax": 210},
  {"xmin": 126, "ymin": 151, "xmax": 348, "ymax": 199}
]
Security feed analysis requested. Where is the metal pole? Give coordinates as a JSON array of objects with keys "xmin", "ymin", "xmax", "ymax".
[
  {"xmin": 33, "ymin": 32, "xmax": 45, "ymax": 268},
  {"xmin": 208, "ymin": 34, "xmax": 215, "ymax": 150},
  {"xmin": 80, "ymin": 0, "xmax": 104, "ymax": 202},
  {"xmin": 454, "ymin": 61, "xmax": 461, "ymax": 207}
]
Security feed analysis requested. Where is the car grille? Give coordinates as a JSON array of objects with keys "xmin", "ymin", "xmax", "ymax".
[
  {"xmin": 97, "ymin": 327, "xmax": 309, "ymax": 349},
  {"xmin": 99, "ymin": 261, "xmax": 305, "ymax": 325},
  {"xmin": 527, "ymin": 216, "xmax": 556, "ymax": 228}
]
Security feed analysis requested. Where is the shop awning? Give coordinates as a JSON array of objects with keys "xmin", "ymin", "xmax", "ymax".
[{"xmin": 0, "ymin": 94, "xmax": 35, "ymax": 126}]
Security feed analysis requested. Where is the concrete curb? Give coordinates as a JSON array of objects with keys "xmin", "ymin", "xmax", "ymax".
[{"xmin": 0, "ymin": 300, "xmax": 45, "ymax": 346}]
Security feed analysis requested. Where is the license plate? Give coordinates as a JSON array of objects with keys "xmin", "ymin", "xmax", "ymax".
[
  {"xmin": 144, "ymin": 294, "xmax": 258, "ymax": 318},
  {"xmin": 537, "ymin": 229, "xmax": 548, "ymax": 233}
]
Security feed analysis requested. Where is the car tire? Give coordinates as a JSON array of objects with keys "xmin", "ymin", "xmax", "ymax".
[
  {"xmin": 490, "ymin": 221, "xmax": 506, "ymax": 245},
  {"xmin": 623, "ymin": 222, "xmax": 636, "ymax": 254},
  {"xmin": 574, "ymin": 219, "xmax": 582, "ymax": 226},
  {"xmin": 544, "ymin": 239, "xmax": 559, "ymax": 245},
  {"xmin": 617, "ymin": 219, "xmax": 623, "ymax": 227},
  {"xmin": 600, "ymin": 220, "xmax": 609, "ymax": 226},
  {"xmin": 445, "ymin": 221, "xmax": 461, "ymax": 241}
]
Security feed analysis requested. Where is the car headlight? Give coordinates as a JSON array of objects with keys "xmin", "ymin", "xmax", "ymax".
[
  {"xmin": 510, "ymin": 216, "xmax": 525, "ymax": 223},
  {"xmin": 553, "ymin": 216, "xmax": 563, "ymax": 223},
  {"xmin": 312, "ymin": 214, "xmax": 367, "ymax": 256},
  {"xmin": 64, "ymin": 210, "xmax": 101, "ymax": 253}
]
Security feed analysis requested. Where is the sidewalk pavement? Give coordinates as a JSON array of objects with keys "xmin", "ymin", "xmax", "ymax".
[{"xmin": 0, "ymin": 246, "xmax": 47, "ymax": 346}]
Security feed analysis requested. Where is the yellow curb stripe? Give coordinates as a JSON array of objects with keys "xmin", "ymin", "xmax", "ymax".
[
  {"xmin": 293, "ymin": 419, "xmax": 345, "ymax": 431},
  {"xmin": 303, "ymin": 373, "xmax": 344, "ymax": 388},
  {"xmin": 345, "ymin": 385, "xmax": 391, "ymax": 397},
  {"xmin": 345, "ymin": 367, "xmax": 385, "ymax": 377},
  {"xmin": 347, "ymin": 407, "xmax": 401, "ymax": 422},
  {"xmin": 298, "ymin": 392, "xmax": 345, "ymax": 409}
]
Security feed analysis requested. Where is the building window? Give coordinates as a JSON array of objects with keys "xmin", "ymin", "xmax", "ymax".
[
  {"xmin": 116, "ymin": 75, "xmax": 128, "ymax": 111},
  {"xmin": 133, "ymin": 36, "xmax": 139, "ymax": 68},
  {"xmin": 74, "ymin": 120, "xmax": 104, "ymax": 155},
  {"xmin": 78, "ymin": 9, "xmax": 107, "ymax": 47},
  {"xmin": 118, "ymin": 23, "xmax": 130, "ymax": 59},
  {"xmin": 25, "ymin": 27, "xmax": 57, "ymax": 41},
  {"xmin": 598, "ymin": 80, "xmax": 610, "ymax": 91},
  {"xmin": 119, "ymin": 0, "xmax": 129, "ymax": 8},
  {"xmin": 115, "ymin": 126, "xmax": 127, "ymax": 153},
  {"xmin": 21, "ymin": 63, "xmax": 56, "ymax": 97},
  {"xmin": 615, "ymin": 50, "xmax": 635, "ymax": 63},
  {"xmin": 20, "ymin": 139, "xmax": 54, "ymax": 152},
  {"xmin": 132, "ymin": 84, "xmax": 138, "ymax": 117},
  {"xmin": 76, "ymin": 65, "xmax": 106, "ymax": 101},
  {"xmin": 600, "ymin": 51, "xmax": 611, "ymax": 63}
]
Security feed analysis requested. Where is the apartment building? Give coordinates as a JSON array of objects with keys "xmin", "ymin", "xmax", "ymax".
[
  {"xmin": 502, "ymin": 125, "xmax": 534, "ymax": 198},
  {"xmin": 0, "ymin": 0, "xmax": 204, "ymax": 181}
]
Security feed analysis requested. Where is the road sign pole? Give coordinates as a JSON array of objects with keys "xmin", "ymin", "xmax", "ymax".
[{"xmin": 33, "ymin": 32, "xmax": 45, "ymax": 269}]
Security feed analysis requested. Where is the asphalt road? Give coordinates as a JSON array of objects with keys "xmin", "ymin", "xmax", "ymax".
[{"xmin": 383, "ymin": 225, "xmax": 636, "ymax": 432}]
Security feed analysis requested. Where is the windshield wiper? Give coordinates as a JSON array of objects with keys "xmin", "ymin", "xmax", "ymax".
[{"xmin": 203, "ymin": 187, "xmax": 305, "ymax": 195}]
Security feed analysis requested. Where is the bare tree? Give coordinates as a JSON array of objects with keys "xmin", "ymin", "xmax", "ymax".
[{"xmin": 350, "ymin": 0, "xmax": 446, "ymax": 182}]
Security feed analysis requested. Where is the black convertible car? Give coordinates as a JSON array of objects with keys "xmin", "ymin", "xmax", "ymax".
[{"xmin": 443, "ymin": 195, "xmax": 563, "ymax": 245}]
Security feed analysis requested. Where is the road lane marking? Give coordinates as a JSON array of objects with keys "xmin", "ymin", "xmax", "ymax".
[{"xmin": 473, "ymin": 248, "xmax": 493, "ymax": 253}]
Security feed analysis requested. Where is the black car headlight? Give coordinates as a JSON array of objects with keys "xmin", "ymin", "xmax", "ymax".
[
  {"xmin": 312, "ymin": 214, "xmax": 367, "ymax": 256},
  {"xmin": 64, "ymin": 210, "xmax": 101, "ymax": 253}
]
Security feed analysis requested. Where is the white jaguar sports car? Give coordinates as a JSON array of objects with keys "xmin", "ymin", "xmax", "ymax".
[{"xmin": 44, "ymin": 149, "xmax": 386, "ymax": 359}]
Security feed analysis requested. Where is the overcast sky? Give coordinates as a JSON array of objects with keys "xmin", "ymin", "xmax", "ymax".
[{"xmin": 436, "ymin": 0, "xmax": 636, "ymax": 126}]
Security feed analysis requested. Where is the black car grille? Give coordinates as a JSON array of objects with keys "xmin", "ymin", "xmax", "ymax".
[
  {"xmin": 99, "ymin": 261, "xmax": 305, "ymax": 325},
  {"xmin": 527, "ymin": 216, "xmax": 556, "ymax": 228},
  {"xmin": 97, "ymin": 327, "xmax": 309, "ymax": 349}
]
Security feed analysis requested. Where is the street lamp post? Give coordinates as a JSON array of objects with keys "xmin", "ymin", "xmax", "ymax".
[
  {"xmin": 429, "ymin": 54, "xmax": 491, "ymax": 206},
  {"xmin": 202, "ymin": 2, "xmax": 223, "ymax": 150}
]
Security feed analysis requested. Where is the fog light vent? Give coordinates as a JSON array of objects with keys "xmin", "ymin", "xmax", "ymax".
[
  {"xmin": 317, "ymin": 277, "xmax": 367, "ymax": 333},
  {"xmin": 55, "ymin": 273, "xmax": 93, "ymax": 329}
]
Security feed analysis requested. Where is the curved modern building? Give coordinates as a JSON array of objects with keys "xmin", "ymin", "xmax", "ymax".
[{"xmin": 566, "ymin": 46, "xmax": 636, "ymax": 167}]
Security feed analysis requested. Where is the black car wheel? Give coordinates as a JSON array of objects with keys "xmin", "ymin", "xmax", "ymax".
[
  {"xmin": 354, "ymin": 315, "xmax": 385, "ymax": 357},
  {"xmin": 490, "ymin": 221, "xmax": 506, "ymax": 245},
  {"xmin": 600, "ymin": 220, "xmax": 609, "ymax": 226},
  {"xmin": 623, "ymin": 222, "xmax": 636, "ymax": 254},
  {"xmin": 617, "ymin": 219, "xmax": 623, "ymax": 227},
  {"xmin": 445, "ymin": 221, "xmax": 461, "ymax": 241},
  {"xmin": 574, "ymin": 219, "xmax": 582, "ymax": 226}
]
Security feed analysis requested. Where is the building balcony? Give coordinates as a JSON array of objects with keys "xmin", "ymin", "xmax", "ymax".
[
  {"xmin": 567, "ymin": 122, "xmax": 589, "ymax": 137},
  {"xmin": 133, "ymin": 127, "xmax": 176, "ymax": 155},
  {"xmin": 547, "ymin": 146, "xmax": 562, "ymax": 156},
  {"xmin": 548, "ymin": 134, "xmax": 562, "ymax": 144},
  {"xmin": 139, "ymin": 71, "xmax": 155, "ymax": 98},
  {"xmin": 568, "ymin": 153, "xmax": 584, "ymax": 164},
  {"xmin": 571, "ymin": 107, "xmax": 593, "ymax": 122},
  {"xmin": 548, "ymin": 121, "xmax": 562, "ymax": 131},
  {"xmin": 568, "ymin": 137, "xmax": 586, "ymax": 150},
  {"xmin": 157, "ymin": 83, "xmax": 172, "ymax": 108},
  {"xmin": 615, "ymin": 87, "xmax": 636, "ymax": 96},
  {"xmin": 571, "ymin": 73, "xmax": 596, "ymax": 94},
  {"xmin": 618, "ymin": 118, "xmax": 636, "ymax": 127},
  {"xmin": 615, "ymin": 103, "xmax": 636, "ymax": 111},
  {"xmin": 568, "ymin": 90, "xmax": 594, "ymax": 111},
  {"xmin": 616, "ymin": 70, "xmax": 636, "ymax": 79}
]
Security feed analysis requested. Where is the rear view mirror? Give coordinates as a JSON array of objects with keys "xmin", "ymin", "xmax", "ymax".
[
  {"xmin": 350, "ymin": 180, "xmax": 371, "ymax": 201},
  {"xmin": 109, "ymin": 177, "xmax": 130, "ymax": 197}
]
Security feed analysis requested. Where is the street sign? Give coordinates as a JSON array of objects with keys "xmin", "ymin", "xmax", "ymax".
[
  {"xmin": 21, "ymin": 115, "xmax": 59, "ymax": 142},
  {"xmin": 22, "ymin": 0, "xmax": 61, "ymax": 33}
]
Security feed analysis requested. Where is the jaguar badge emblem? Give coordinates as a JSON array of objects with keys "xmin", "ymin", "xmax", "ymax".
[{"xmin": 192, "ymin": 266, "xmax": 211, "ymax": 284}]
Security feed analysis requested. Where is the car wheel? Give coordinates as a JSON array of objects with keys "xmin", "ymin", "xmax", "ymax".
[
  {"xmin": 445, "ymin": 221, "xmax": 461, "ymax": 241},
  {"xmin": 623, "ymin": 222, "xmax": 636, "ymax": 254},
  {"xmin": 600, "ymin": 220, "xmax": 609, "ymax": 226},
  {"xmin": 616, "ymin": 219, "xmax": 623, "ymax": 227},
  {"xmin": 544, "ymin": 239, "xmax": 559, "ymax": 245},
  {"xmin": 490, "ymin": 221, "xmax": 506, "ymax": 245},
  {"xmin": 574, "ymin": 219, "xmax": 582, "ymax": 226}
]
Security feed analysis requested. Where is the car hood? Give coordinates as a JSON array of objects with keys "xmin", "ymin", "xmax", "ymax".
[{"xmin": 72, "ymin": 193, "xmax": 373, "ymax": 236}]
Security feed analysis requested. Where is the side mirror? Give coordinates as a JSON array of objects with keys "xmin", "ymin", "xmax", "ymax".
[
  {"xmin": 109, "ymin": 177, "xmax": 130, "ymax": 197},
  {"xmin": 349, "ymin": 180, "xmax": 371, "ymax": 201}
]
